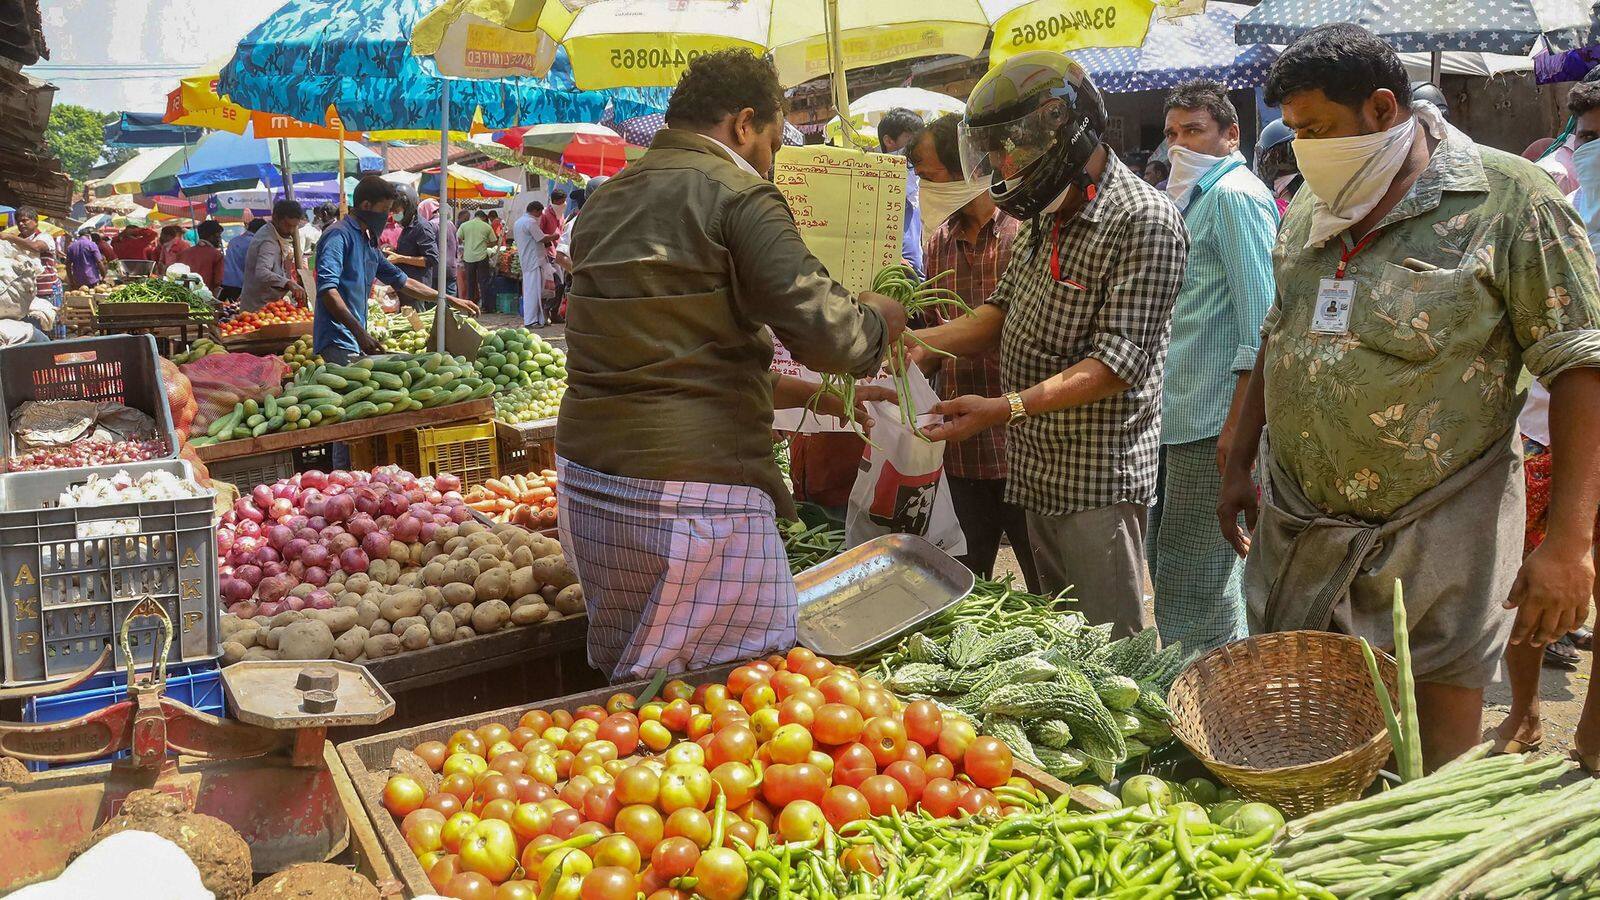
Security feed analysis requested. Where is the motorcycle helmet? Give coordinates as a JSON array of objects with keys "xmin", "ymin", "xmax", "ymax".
[
  {"xmin": 1409, "ymin": 81, "xmax": 1449, "ymax": 122},
  {"xmin": 960, "ymin": 52, "xmax": 1107, "ymax": 219},
  {"xmin": 1255, "ymin": 117, "xmax": 1298, "ymax": 187}
]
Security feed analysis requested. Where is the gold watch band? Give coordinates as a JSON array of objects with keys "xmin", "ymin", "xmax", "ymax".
[{"xmin": 1005, "ymin": 391, "xmax": 1028, "ymax": 426}]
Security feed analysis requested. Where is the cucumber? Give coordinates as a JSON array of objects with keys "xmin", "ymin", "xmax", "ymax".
[
  {"xmin": 342, "ymin": 385, "xmax": 375, "ymax": 404},
  {"xmin": 264, "ymin": 395, "xmax": 279, "ymax": 418},
  {"xmin": 433, "ymin": 370, "xmax": 458, "ymax": 388},
  {"xmin": 369, "ymin": 371, "xmax": 404, "ymax": 390},
  {"xmin": 264, "ymin": 413, "xmax": 284, "ymax": 431},
  {"xmin": 468, "ymin": 381, "xmax": 495, "ymax": 399},
  {"xmin": 344, "ymin": 401, "xmax": 379, "ymax": 420},
  {"xmin": 371, "ymin": 358, "xmax": 408, "ymax": 375},
  {"xmin": 375, "ymin": 401, "xmax": 396, "ymax": 415},
  {"xmin": 250, "ymin": 420, "xmax": 271, "ymax": 437},
  {"xmin": 326, "ymin": 364, "xmax": 370, "ymax": 382},
  {"xmin": 232, "ymin": 426, "xmax": 252, "ymax": 440},
  {"xmin": 284, "ymin": 406, "xmax": 302, "ymax": 424},
  {"xmin": 307, "ymin": 409, "xmax": 322, "ymax": 425},
  {"xmin": 294, "ymin": 385, "xmax": 340, "ymax": 401},
  {"xmin": 411, "ymin": 373, "xmax": 439, "ymax": 391},
  {"xmin": 245, "ymin": 413, "xmax": 265, "ymax": 427},
  {"xmin": 369, "ymin": 389, "xmax": 406, "ymax": 405},
  {"xmin": 319, "ymin": 407, "xmax": 344, "ymax": 424},
  {"xmin": 411, "ymin": 387, "xmax": 439, "ymax": 403},
  {"xmin": 243, "ymin": 399, "xmax": 259, "ymax": 417},
  {"xmin": 207, "ymin": 407, "xmax": 242, "ymax": 437},
  {"xmin": 351, "ymin": 357, "xmax": 375, "ymax": 371},
  {"xmin": 315, "ymin": 372, "xmax": 349, "ymax": 390}
]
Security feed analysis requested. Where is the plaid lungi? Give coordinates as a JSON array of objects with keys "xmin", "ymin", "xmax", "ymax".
[{"xmin": 556, "ymin": 457, "xmax": 797, "ymax": 682}]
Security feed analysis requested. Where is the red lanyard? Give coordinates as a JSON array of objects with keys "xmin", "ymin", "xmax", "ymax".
[
  {"xmin": 1050, "ymin": 216, "xmax": 1065, "ymax": 281},
  {"xmin": 1336, "ymin": 228, "xmax": 1384, "ymax": 279}
]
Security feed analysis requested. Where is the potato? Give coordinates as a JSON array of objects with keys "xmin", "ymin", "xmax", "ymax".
[
  {"xmin": 311, "ymin": 606, "xmax": 359, "ymax": 634},
  {"xmin": 510, "ymin": 545, "xmax": 535, "ymax": 569},
  {"xmin": 529, "ymin": 536, "xmax": 564, "ymax": 560},
  {"xmin": 257, "ymin": 627, "xmax": 281, "ymax": 650},
  {"xmin": 354, "ymin": 599, "xmax": 381, "ymax": 630},
  {"xmin": 441, "ymin": 582, "xmax": 476, "ymax": 607},
  {"xmin": 380, "ymin": 589, "xmax": 426, "ymax": 622},
  {"xmin": 329, "ymin": 569, "xmax": 347, "ymax": 584},
  {"xmin": 466, "ymin": 532, "xmax": 498, "ymax": 552},
  {"xmin": 510, "ymin": 599, "xmax": 549, "ymax": 626},
  {"xmin": 396, "ymin": 571, "xmax": 425, "ymax": 589},
  {"xmin": 232, "ymin": 627, "xmax": 260, "ymax": 650},
  {"xmin": 338, "ymin": 591, "xmax": 364, "ymax": 608},
  {"xmin": 399, "ymin": 623, "xmax": 431, "ymax": 651},
  {"xmin": 409, "ymin": 541, "xmax": 425, "ymax": 561},
  {"xmin": 289, "ymin": 583, "xmax": 314, "ymax": 599},
  {"xmin": 451, "ymin": 603, "xmax": 474, "ymax": 627},
  {"xmin": 491, "ymin": 523, "xmax": 522, "ymax": 541},
  {"xmin": 509, "ymin": 567, "xmax": 540, "ymax": 599},
  {"xmin": 471, "ymin": 599, "xmax": 511, "ymax": 634},
  {"xmin": 446, "ymin": 558, "xmax": 481, "ymax": 585},
  {"xmin": 474, "ymin": 568, "xmax": 510, "ymax": 602},
  {"xmin": 388, "ymin": 541, "xmax": 412, "ymax": 565},
  {"xmin": 363, "ymin": 634, "xmax": 402, "ymax": 659},
  {"xmin": 242, "ymin": 647, "xmax": 279, "ymax": 661},
  {"xmin": 334, "ymin": 626, "xmax": 368, "ymax": 662},
  {"xmin": 422, "ymin": 561, "xmax": 447, "ymax": 587},
  {"xmin": 278, "ymin": 620, "xmax": 335, "ymax": 660},
  {"xmin": 459, "ymin": 521, "xmax": 485, "ymax": 537},
  {"xmin": 530, "ymin": 556, "xmax": 577, "ymax": 590},
  {"xmin": 541, "ymin": 584, "xmax": 559, "ymax": 601},
  {"xmin": 420, "ymin": 541, "xmax": 443, "ymax": 562},
  {"xmin": 422, "ymin": 586, "xmax": 445, "ymax": 608},
  {"xmin": 219, "ymin": 616, "xmax": 253, "ymax": 640},
  {"xmin": 221, "ymin": 641, "xmax": 248, "ymax": 665},
  {"xmin": 450, "ymin": 544, "xmax": 471, "ymax": 561},
  {"xmin": 270, "ymin": 610, "xmax": 305, "ymax": 628},
  {"xmin": 443, "ymin": 536, "xmax": 468, "ymax": 556},
  {"xmin": 554, "ymin": 584, "xmax": 586, "ymax": 616},
  {"xmin": 251, "ymin": 615, "xmax": 272, "ymax": 629},
  {"xmin": 434, "ymin": 523, "xmax": 460, "ymax": 544},
  {"xmin": 430, "ymin": 612, "xmax": 457, "ymax": 644},
  {"xmin": 369, "ymin": 559, "xmax": 401, "ymax": 586},
  {"xmin": 369, "ymin": 617, "xmax": 391, "ymax": 636},
  {"xmin": 344, "ymin": 573, "xmax": 372, "ymax": 595},
  {"xmin": 454, "ymin": 626, "xmax": 475, "ymax": 642},
  {"xmin": 391, "ymin": 615, "xmax": 425, "ymax": 636},
  {"xmin": 468, "ymin": 546, "xmax": 506, "ymax": 566},
  {"xmin": 419, "ymin": 604, "xmax": 438, "ymax": 622}
]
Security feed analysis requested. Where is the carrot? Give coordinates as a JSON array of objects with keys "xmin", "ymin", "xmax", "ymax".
[
  {"xmin": 468, "ymin": 500, "xmax": 499, "ymax": 512},
  {"xmin": 493, "ymin": 498, "xmax": 514, "ymax": 512},
  {"xmin": 540, "ymin": 469, "xmax": 557, "ymax": 479},
  {"xmin": 528, "ymin": 486, "xmax": 554, "ymax": 502},
  {"xmin": 485, "ymin": 478, "xmax": 515, "ymax": 499}
]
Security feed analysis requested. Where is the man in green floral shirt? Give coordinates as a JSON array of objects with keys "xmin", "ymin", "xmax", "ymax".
[{"xmin": 1219, "ymin": 24, "xmax": 1600, "ymax": 768}]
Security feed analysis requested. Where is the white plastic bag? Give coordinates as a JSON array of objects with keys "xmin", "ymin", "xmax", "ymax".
[{"xmin": 845, "ymin": 367, "xmax": 967, "ymax": 555}]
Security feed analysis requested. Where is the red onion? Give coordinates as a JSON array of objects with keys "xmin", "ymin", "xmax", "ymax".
[
  {"xmin": 320, "ymin": 525, "xmax": 345, "ymax": 540},
  {"xmin": 284, "ymin": 595, "xmax": 307, "ymax": 612},
  {"xmin": 251, "ymin": 484, "xmax": 274, "ymax": 508},
  {"xmin": 228, "ymin": 536, "xmax": 260, "ymax": 564},
  {"xmin": 257, "ymin": 574, "xmax": 293, "ymax": 602},
  {"xmin": 449, "ymin": 505, "xmax": 471, "ymax": 523},
  {"xmin": 221, "ymin": 510, "xmax": 237, "ymax": 527},
  {"xmin": 288, "ymin": 559, "xmax": 305, "ymax": 579},
  {"xmin": 260, "ymin": 561, "xmax": 286, "ymax": 579},
  {"xmin": 338, "ymin": 547, "xmax": 370, "ymax": 574},
  {"xmin": 272, "ymin": 482, "xmax": 298, "ymax": 501},
  {"xmin": 256, "ymin": 599, "xmax": 287, "ymax": 617},
  {"xmin": 234, "ymin": 499, "xmax": 265, "ymax": 523},
  {"xmin": 442, "ymin": 491, "xmax": 462, "ymax": 503},
  {"xmin": 282, "ymin": 537, "xmax": 310, "ymax": 561},
  {"xmin": 221, "ymin": 578, "xmax": 254, "ymax": 602},
  {"xmin": 435, "ymin": 473, "xmax": 462, "ymax": 493},
  {"xmin": 393, "ymin": 515, "xmax": 421, "ymax": 543},
  {"xmin": 236, "ymin": 519, "xmax": 261, "ymax": 539},
  {"xmin": 218, "ymin": 564, "xmax": 234, "ymax": 578},
  {"xmin": 405, "ymin": 489, "xmax": 425, "ymax": 504},
  {"xmin": 330, "ymin": 532, "xmax": 358, "ymax": 554},
  {"xmin": 235, "ymin": 564, "xmax": 262, "ymax": 587},
  {"xmin": 285, "ymin": 514, "xmax": 308, "ymax": 531},
  {"xmin": 303, "ymin": 566, "xmax": 329, "ymax": 587},
  {"xmin": 432, "ymin": 513, "xmax": 453, "ymax": 527},
  {"xmin": 361, "ymin": 532, "xmax": 392, "ymax": 560},
  {"xmin": 346, "ymin": 515, "xmax": 376, "ymax": 539},
  {"xmin": 379, "ymin": 492, "xmax": 408, "ymax": 518},
  {"xmin": 306, "ymin": 590, "xmax": 336, "ymax": 611},
  {"xmin": 254, "ymin": 546, "xmax": 281, "ymax": 566},
  {"xmin": 217, "ymin": 529, "xmax": 234, "ymax": 555},
  {"xmin": 425, "ymin": 490, "xmax": 442, "ymax": 504},
  {"xmin": 305, "ymin": 494, "xmax": 327, "ymax": 519},
  {"xmin": 418, "ymin": 522, "xmax": 438, "ymax": 542},
  {"xmin": 329, "ymin": 470, "xmax": 355, "ymax": 487},
  {"xmin": 376, "ymin": 514, "xmax": 396, "ymax": 530},
  {"xmin": 265, "ymin": 524, "xmax": 294, "ymax": 550},
  {"xmin": 307, "ymin": 516, "xmax": 328, "ymax": 532},
  {"xmin": 301, "ymin": 470, "xmax": 328, "ymax": 490},
  {"xmin": 301, "ymin": 544, "xmax": 331, "ymax": 570},
  {"xmin": 296, "ymin": 526, "xmax": 321, "ymax": 543},
  {"xmin": 226, "ymin": 600, "xmax": 258, "ymax": 618},
  {"xmin": 269, "ymin": 497, "xmax": 295, "ymax": 520},
  {"xmin": 354, "ymin": 491, "xmax": 381, "ymax": 516}
]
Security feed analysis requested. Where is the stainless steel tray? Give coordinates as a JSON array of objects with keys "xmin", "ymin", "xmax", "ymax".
[{"xmin": 794, "ymin": 534, "xmax": 974, "ymax": 659}]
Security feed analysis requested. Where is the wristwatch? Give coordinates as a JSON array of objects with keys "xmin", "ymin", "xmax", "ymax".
[{"xmin": 1004, "ymin": 391, "xmax": 1029, "ymax": 427}]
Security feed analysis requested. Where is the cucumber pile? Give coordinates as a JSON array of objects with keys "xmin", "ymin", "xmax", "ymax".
[
  {"xmin": 475, "ymin": 328, "xmax": 566, "ymax": 389},
  {"xmin": 190, "ymin": 352, "xmax": 495, "ymax": 445}
]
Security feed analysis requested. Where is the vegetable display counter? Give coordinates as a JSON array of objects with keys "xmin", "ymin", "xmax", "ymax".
[{"xmin": 196, "ymin": 397, "xmax": 493, "ymax": 463}]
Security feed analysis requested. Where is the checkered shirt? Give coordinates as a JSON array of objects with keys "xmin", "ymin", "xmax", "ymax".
[
  {"xmin": 556, "ymin": 457, "xmax": 796, "ymax": 682},
  {"xmin": 925, "ymin": 210, "xmax": 1020, "ymax": 480},
  {"xmin": 989, "ymin": 154, "xmax": 1189, "ymax": 516}
]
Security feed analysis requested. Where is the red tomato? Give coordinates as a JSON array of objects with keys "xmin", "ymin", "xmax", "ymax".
[
  {"xmin": 414, "ymin": 741, "xmax": 449, "ymax": 771},
  {"xmin": 520, "ymin": 710, "xmax": 554, "ymax": 733},
  {"xmin": 660, "ymin": 699, "xmax": 694, "ymax": 732},
  {"xmin": 777, "ymin": 697, "xmax": 816, "ymax": 729},
  {"xmin": 830, "ymin": 742, "xmax": 877, "ymax": 789},
  {"xmin": 664, "ymin": 807, "xmax": 713, "ymax": 849},
  {"xmin": 662, "ymin": 679, "xmax": 696, "ymax": 702},
  {"xmin": 477, "ymin": 723, "xmax": 512, "ymax": 747},
  {"xmin": 841, "ymin": 846, "xmax": 885, "ymax": 876},
  {"xmin": 767, "ymin": 723, "xmax": 814, "ymax": 765},
  {"xmin": 650, "ymin": 836, "xmax": 701, "ymax": 879},
  {"xmin": 812, "ymin": 703, "xmax": 865, "ymax": 746},
  {"xmin": 859, "ymin": 774, "xmax": 910, "ymax": 816},
  {"xmin": 794, "ymin": 655, "xmax": 835, "ymax": 682},
  {"xmin": 707, "ymin": 724, "xmax": 758, "ymax": 767},
  {"xmin": 776, "ymin": 799, "xmax": 828, "ymax": 843},
  {"xmin": 614, "ymin": 765, "xmax": 660, "ymax": 807},
  {"xmin": 726, "ymin": 665, "xmax": 768, "ymax": 696},
  {"xmin": 937, "ymin": 720, "xmax": 978, "ymax": 764},
  {"xmin": 596, "ymin": 714, "xmax": 640, "ymax": 756},
  {"xmin": 820, "ymin": 785, "xmax": 871, "ymax": 830},
  {"xmin": 816, "ymin": 674, "xmax": 862, "ymax": 708},
  {"xmin": 691, "ymin": 848, "xmax": 748, "ymax": 900},
  {"xmin": 922, "ymin": 753, "xmax": 956, "ymax": 781},
  {"xmin": 424, "ymin": 792, "xmax": 463, "ymax": 817},
  {"xmin": 605, "ymin": 693, "xmax": 637, "ymax": 715},
  {"xmin": 959, "ymin": 787, "xmax": 1001, "ymax": 817},
  {"xmin": 920, "ymin": 778, "xmax": 964, "ymax": 818},
  {"xmin": 790, "ymin": 686, "xmax": 827, "ymax": 711},
  {"xmin": 862, "ymin": 717, "xmax": 907, "ymax": 768},
  {"xmin": 440, "ymin": 772, "xmax": 477, "ymax": 802},
  {"xmin": 962, "ymin": 736, "xmax": 1015, "ymax": 788},
  {"xmin": 901, "ymin": 742, "xmax": 926, "ymax": 765},
  {"xmin": 446, "ymin": 871, "xmax": 496, "ymax": 900},
  {"xmin": 771, "ymin": 671, "xmax": 811, "ymax": 701},
  {"xmin": 724, "ymin": 819, "xmax": 759, "ymax": 850},
  {"xmin": 583, "ymin": 783, "xmax": 623, "ymax": 827},
  {"xmin": 581, "ymin": 867, "xmax": 638, "ymax": 900},
  {"xmin": 884, "ymin": 760, "xmax": 929, "ymax": 803},
  {"xmin": 858, "ymin": 688, "xmax": 896, "ymax": 720},
  {"xmin": 614, "ymin": 804, "xmax": 664, "ymax": 856},
  {"xmin": 740, "ymin": 681, "xmax": 777, "ymax": 713},
  {"xmin": 903, "ymin": 700, "xmax": 943, "ymax": 748},
  {"xmin": 710, "ymin": 762, "xmax": 760, "ymax": 808}
]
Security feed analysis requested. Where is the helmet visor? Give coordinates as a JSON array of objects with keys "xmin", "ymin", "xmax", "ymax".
[{"xmin": 958, "ymin": 100, "xmax": 1065, "ymax": 184}]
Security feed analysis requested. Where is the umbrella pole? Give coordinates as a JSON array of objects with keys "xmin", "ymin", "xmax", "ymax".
[
  {"xmin": 278, "ymin": 138, "xmax": 305, "ymax": 296},
  {"xmin": 1430, "ymin": 50, "xmax": 1442, "ymax": 84},
  {"xmin": 438, "ymin": 80, "xmax": 451, "ymax": 353},
  {"xmin": 338, "ymin": 123, "xmax": 348, "ymax": 218},
  {"xmin": 824, "ymin": 0, "xmax": 856, "ymax": 138}
]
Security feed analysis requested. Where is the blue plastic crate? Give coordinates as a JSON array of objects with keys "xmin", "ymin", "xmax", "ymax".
[{"xmin": 20, "ymin": 660, "xmax": 225, "ymax": 771}]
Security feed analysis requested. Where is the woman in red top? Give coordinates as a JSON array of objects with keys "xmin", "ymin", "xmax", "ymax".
[
  {"xmin": 110, "ymin": 224, "xmax": 157, "ymax": 261},
  {"xmin": 175, "ymin": 221, "xmax": 225, "ymax": 293},
  {"xmin": 153, "ymin": 225, "xmax": 191, "ymax": 274}
]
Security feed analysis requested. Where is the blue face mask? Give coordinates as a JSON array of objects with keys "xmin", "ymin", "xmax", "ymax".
[{"xmin": 354, "ymin": 209, "xmax": 388, "ymax": 238}]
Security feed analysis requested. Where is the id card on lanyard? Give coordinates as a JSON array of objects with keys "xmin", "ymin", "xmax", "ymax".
[{"xmin": 1314, "ymin": 228, "xmax": 1382, "ymax": 335}]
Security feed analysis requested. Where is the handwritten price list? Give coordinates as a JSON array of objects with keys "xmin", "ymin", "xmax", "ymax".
[{"xmin": 773, "ymin": 145, "xmax": 906, "ymax": 295}]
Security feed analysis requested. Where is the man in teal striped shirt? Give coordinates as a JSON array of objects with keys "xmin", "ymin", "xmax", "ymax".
[{"xmin": 1148, "ymin": 80, "xmax": 1279, "ymax": 654}]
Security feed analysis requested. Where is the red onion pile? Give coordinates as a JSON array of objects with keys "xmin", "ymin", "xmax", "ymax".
[
  {"xmin": 218, "ymin": 466, "xmax": 469, "ymax": 618},
  {"xmin": 10, "ymin": 437, "xmax": 169, "ymax": 471}
]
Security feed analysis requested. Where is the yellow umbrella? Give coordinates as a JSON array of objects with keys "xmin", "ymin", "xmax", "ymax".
[{"xmin": 415, "ymin": 0, "xmax": 1157, "ymax": 92}]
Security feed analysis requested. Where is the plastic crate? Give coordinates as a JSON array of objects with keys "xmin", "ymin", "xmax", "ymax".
[
  {"xmin": 21, "ymin": 659, "xmax": 224, "ymax": 771},
  {"xmin": 207, "ymin": 450, "xmax": 295, "ymax": 493},
  {"xmin": 0, "ymin": 334, "xmax": 178, "ymax": 470},
  {"xmin": 380, "ymin": 422, "xmax": 499, "ymax": 488},
  {"xmin": 0, "ymin": 459, "xmax": 219, "ymax": 685}
]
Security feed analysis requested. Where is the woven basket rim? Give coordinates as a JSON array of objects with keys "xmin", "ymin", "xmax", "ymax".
[{"xmin": 1167, "ymin": 630, "xmax": 1398, "ymax": 778}]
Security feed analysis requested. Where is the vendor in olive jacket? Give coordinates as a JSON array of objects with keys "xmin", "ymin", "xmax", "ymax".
[{"xmin": 555, "ymin": 49, "xmax": 907, "ymax": 681}]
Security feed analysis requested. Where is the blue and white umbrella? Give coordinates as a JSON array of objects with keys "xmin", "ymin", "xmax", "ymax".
[
  {"xmin": 1071, "ymin": 3, "xmax": 1276, "ymax": 93},
  {"xmin": 1235, "ymin": 0, "xmax": 1595, "ymax": 53}
]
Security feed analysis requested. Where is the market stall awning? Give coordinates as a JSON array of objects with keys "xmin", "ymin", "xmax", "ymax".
[
  {"xmin": 415, "ymin": 164, "xmax": 519, "ymax": 199},
  {"xmin": 94, "ymin": 146, "xmax": 184, "ymax": 198},
  {"xmin": 1235, "ymin": 0, "xmax": 1595, "ymax": 52},
  {"xmin": 103, "ymin": 111, "xmax": 206, "ymax": 148},
  {"xmin": 1071, "ymin": 3, "xmax": 1277, "ymax": 93},
  {"xmin": 139, "ymin": 125, "xmax": 384, "ymax": 197}
]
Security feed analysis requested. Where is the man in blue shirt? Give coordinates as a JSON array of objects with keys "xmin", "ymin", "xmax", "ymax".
[
  {"xmin": 219, "ymin": 219, "xmax": 265, "ymax": 301},
  {"xmin": 314, "ymin": 175, "xmax": 473, "ymax": 365},
  {"xmin": 1147, "ymin": 80, "xmax": 1278, "ymax": 654},
  {"xmin": 878, "ymin": 108, "xmax": 925, "ymax": 277}
]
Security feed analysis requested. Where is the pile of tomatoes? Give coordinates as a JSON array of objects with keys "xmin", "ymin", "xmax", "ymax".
[
  {"xmin": 218, "ymin": 299, "xmax": 312, "ymax": 336},
  {"xmin": 380, "ymin": 648, "xmax": 1025, "ymax": 900}
]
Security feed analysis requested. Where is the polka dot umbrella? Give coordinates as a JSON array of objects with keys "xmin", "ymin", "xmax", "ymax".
[
  {"xmin": 1069, "ymin": 2, "xmax": 1277, "ymax": 93},
  {"xmin": 1234, "ymin": 0, "xmax": 1595, "ymax": 54}
]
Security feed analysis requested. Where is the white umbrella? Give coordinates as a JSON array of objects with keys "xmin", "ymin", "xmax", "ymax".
[
  {"xmin": 97, "ymin": 147, "xmax": 186, "ymax": 198},
  {"xmin": 841, "ymin": 87, "xmax": 966, "ymax": 125}
]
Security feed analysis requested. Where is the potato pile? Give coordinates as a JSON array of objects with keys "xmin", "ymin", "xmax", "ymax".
[{"xmin": 218, "ymin": 521, "xmax": 583, "ymax": 664}]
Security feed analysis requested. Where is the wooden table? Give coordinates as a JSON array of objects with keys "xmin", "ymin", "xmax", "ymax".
[{"xmin": 196, "ymin": 398, "xmax": 494, "ymax": 463}]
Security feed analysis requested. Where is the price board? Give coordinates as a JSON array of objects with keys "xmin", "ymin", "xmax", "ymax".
[{"xmin": 773, "ymin": 145, "xmax": 907, "ymax": 294}]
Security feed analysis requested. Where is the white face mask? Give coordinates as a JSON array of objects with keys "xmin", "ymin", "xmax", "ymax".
[
  {"xmin": 1572, "ymin": 140, "xmax": 1600, "ymax": 248},
  {"xmin": 918, "ymin": 174, "xmax": 992, "ymax": 235},
  {"xmin": 1293, "ymin": 113, "xmax": 1418, "ymax": 247},
  {"xmin": 1164, "ymin": 146, "xmax": 1230, "ymax": 212}
]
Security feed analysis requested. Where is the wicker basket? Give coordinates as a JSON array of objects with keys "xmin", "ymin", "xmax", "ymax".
[{"xmin": 1167, "ymin": 631, "xmax": 1398, "ymax": 818}]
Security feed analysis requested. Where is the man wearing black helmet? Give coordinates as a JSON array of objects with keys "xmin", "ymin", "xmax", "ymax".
[
  {"xmin": 910, "ymin": 52, "xmax": 1189, "ymax": 638},
  {"xmin": 1255, "ymin": 118, "xmax": 1300, "ymax": 214}
]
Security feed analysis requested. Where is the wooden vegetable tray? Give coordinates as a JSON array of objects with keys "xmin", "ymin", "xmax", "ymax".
[{"xmin": 337, "ymin": 662, "xmax": 1112, "ymax": 897}]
